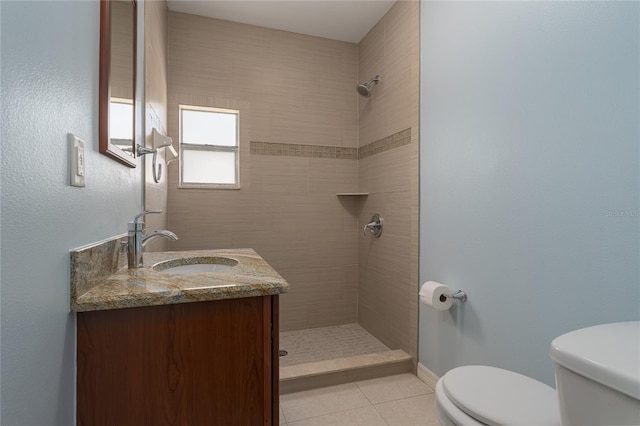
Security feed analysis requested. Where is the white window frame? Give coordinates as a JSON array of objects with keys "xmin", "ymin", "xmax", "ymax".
[{"xmin": 178, "ymin": 105, "xmax": 240, "ymax": 189}]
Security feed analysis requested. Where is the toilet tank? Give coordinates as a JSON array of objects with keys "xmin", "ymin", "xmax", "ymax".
[{"xmin": 550, "ymin": 321, "xmax": 640, "ymax": 426}]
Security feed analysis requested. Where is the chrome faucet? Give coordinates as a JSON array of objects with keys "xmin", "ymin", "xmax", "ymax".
[{"xmin": 127, "ymin": 209, "xmax": 178, "ymax": 268}]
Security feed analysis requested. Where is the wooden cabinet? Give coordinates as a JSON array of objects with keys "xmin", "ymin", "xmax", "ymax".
[{"xmin": 77, "ymin": 295, "xmax": 279, "ymax": 425}]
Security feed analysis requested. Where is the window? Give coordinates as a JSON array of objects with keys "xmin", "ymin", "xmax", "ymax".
[{"xmin": 179, "ymin": 105, "xmax": 240, "ymax": 188}]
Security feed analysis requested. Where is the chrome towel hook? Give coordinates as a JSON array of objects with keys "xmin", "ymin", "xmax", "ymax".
[
  {"xmin": 137, "ymin": 129, "xmax": 178, "ymax": 184},
  {"xmin": 137, "ymin": 144, "xmax": 162, "ymax": 183}
]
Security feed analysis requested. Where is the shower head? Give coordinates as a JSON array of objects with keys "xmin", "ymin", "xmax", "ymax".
[{"xmin": 356, "ymin": 75, "xmax": 380, "ymax": 98}]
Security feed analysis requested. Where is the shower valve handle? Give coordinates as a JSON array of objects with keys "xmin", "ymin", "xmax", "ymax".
[
  {"xmin": 363, "ymin": 221, "xmax": 379, "ymax": 235},
  {"xmin": 363, "ymin": 214, "xmax": 383, "ymax": 237}
]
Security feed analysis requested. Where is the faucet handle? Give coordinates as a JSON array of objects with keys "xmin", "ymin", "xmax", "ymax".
[{"xmin": 133, "ymin": 209, "xmax": 162, "ymax": 224}]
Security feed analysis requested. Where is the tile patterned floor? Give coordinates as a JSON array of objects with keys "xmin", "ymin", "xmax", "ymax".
[
  {"xmin": 279, "ymin": 373, "xmax": 441, "ymax": 425},
  {"xmin": 279, "ymin": 324, "xmax": 391, "ymax": 367}
]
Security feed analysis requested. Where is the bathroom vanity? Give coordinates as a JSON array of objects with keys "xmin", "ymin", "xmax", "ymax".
[{"xmin": 71, "ymin": 244, "xmax": 289, "ymax": 425}]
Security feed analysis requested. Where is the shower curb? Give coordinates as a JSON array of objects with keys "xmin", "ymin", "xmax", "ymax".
[{"xmin": 279, "ymin": 349, "xmax": 413, "ymax": 394}]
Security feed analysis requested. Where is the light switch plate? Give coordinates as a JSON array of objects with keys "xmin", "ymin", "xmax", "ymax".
[{"xmin": 69, "ymin": 134, "xmax": 86, "ymax": 187}]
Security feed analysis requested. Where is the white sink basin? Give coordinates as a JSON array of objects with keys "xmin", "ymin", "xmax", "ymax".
[
  {"xmin": 160, "ymin": 264, "xmax": 234, "ymax": 274},
  {"xmin": 153, "ymin": 256, "xmax": 238, "ymax": 275}
]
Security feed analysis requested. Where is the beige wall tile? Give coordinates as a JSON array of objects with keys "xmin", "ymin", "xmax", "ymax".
[
  {"xmin": 143, "ymin": 0, "xmax": 169, "ymax": 246},
  {"xmin": 111, "ymin": 1, "xmax": 135, "ymax": 98},
  {"xmin": 358, "ymin": 1, "xmax": 419, "ymax": 146},
  {"xmin": 279, "ymin": 302, "xmax": 311, "ymax": 332},
  {"xmin": 358, "ymin": 17, "xmax": 384, "ymax": 82},
  {"xmin": 144, "ymin": 185, "xmax": 169, "ymax": 252},
  {"xmin": 358, "ymin": 0, "xmax": 419, "ymax": 360},
  {"xmin": 359, "ymin": 191, "xmax": 412, "ymax": 238},
  {"xmin": 167, "ymin": 12, "xmax": 361, "ymax": 331},
  {"xmin": 165, "ymin": 3, "xmax": 418, "ymax": 343}
]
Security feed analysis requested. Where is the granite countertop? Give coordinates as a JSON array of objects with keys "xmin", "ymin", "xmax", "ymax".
[{"xmin": 71, "ymin": 248, "xmax": 289, "ymax": 312}]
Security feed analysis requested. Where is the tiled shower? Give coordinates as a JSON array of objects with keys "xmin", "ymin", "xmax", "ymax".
[{"xmin": 144, "ymin": 0, "xmax": 419, "ymax": 385}]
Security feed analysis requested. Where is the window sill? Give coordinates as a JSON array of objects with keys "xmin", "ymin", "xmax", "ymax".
[{"xmin": 178, "ymin": 184, "xmax": 241, "ymax": 190}]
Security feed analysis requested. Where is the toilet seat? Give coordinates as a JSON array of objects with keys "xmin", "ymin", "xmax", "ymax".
[
  {"xmin": 435, "ymin": 379, "xmax": 485, "ymax": 425},
  {"xmin": 436, "ymin": 365, "xmax": 561, "ymax": 426}
]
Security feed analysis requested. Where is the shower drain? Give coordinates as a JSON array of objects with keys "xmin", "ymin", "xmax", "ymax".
[{"xmin": 279, "ymin": 350, "xmax": 288, "ymax": 357}]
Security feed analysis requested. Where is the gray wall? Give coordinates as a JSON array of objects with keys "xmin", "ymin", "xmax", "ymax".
[
  {"xmin": 1, "ymin": 1, "xmax": 142, "ymax": 424},
  {"xmin": 419, "ymin": 1, "xmax": 639, "ymax": 386}
]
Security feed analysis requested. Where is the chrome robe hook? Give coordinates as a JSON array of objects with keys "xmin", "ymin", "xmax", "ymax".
[{"xmin": 137, "ymin": 144, "xmax": 162, "ymax": 183}]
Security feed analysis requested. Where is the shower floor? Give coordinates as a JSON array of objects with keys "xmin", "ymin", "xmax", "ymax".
[{"xmin": 279, "ymin": 323, "xmax": 390, "ymax": 367}]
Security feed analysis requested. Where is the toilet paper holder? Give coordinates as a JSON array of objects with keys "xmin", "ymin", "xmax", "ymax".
[{"xmin": 440, "ymin": 289, "xmax": 467, "ymax": 303}]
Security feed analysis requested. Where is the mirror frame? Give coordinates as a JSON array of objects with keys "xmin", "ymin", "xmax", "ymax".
[{"xmin": 99, "ymin": 0, "xmax": 137, "ymax": 168}]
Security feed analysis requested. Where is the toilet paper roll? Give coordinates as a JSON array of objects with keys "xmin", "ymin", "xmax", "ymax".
[{"xmin": 419, "ymin": 281, "xmax": 454, "ymax": 311}]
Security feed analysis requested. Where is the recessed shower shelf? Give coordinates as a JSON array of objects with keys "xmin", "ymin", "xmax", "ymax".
[{"xmin": 336, "ymin": 192, "xmax": 369, "ymax": 196}]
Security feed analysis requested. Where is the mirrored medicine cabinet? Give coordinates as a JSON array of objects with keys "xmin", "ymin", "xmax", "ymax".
[{"xmin": 99, "ymin": 0, "xmax": 137, "ymax": 167}]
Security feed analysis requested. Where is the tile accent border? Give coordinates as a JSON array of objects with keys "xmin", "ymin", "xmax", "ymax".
[
  {"xmin": 250, "ymin": 127, "xmax": 412, "ymax": 160},
  {"xmin": 358, "ymin": 128, "xmax": 411, "ymax": 159},
  {"xmin": 250, "ymin": 141, "xmax": 358, "ymax": 160}
]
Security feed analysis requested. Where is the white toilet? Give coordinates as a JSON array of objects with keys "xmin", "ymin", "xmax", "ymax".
[{"xmin": 434, "ymin": 321, "xmax": 640, "ymax": 425}]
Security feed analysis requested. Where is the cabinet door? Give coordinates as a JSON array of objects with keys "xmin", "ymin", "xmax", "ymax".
[{"xmin": 77, "ymin": 296, "xmax": 276, "ymax": 425}]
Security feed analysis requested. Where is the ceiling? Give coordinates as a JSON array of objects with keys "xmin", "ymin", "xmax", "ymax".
[{"xmin": 165, "ymin": 0, "xmax": 397, "ymax": 43}]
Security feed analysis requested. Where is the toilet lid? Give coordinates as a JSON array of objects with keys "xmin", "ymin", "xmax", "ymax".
[
  {"xmin": 442, "ymin": 365, "xmax": 560, "ymax": 426},
  {"xmin": 550, "ymin": 321, "xmax": 640, "ymax": 400}
]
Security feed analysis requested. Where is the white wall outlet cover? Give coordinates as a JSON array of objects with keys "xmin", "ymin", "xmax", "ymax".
[{"xmin": 69, "ymin": 133, "xmax": 86, "ymax": 187}]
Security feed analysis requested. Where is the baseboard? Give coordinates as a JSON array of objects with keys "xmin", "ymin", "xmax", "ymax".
[{"xmin": 417, "ymin": 362, "xmax": 439, "ymax": 391}]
